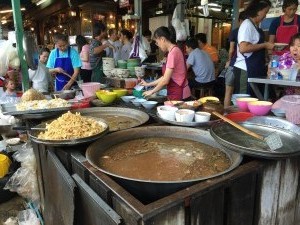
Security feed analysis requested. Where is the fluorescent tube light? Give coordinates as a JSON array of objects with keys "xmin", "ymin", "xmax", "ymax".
[
  {"xmin": 0, "ymin": 8, "xmax": 26, "ymax": 13},
  {"xmin": 36, "ymin": 0, "xmax": 48, "ymax": 6}
]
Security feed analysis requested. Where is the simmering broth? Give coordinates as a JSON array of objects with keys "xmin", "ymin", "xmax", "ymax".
[
  {"xmin": 98, "ymin": 137, "xmax": 231, "ymax": 181},
  {"xmin": 101, "ymin": 115, "xmax": 141, "ymax": 131}
]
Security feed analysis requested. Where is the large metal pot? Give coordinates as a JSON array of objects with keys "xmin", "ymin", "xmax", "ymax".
[{"xmin": 86, "ymin": 126, "xmax": 242, "ymax": 203}]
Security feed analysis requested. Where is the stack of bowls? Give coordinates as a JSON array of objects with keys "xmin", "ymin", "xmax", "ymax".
[
  {"xmin": 117, "ymin": 60, "xmax": 127, "ymax": 69},
  {"xmin": 127, "ymin": 58, "xmax": 140, "ymax": 77},
  {"xmin": 115, "ymin": 69, "xmax": 130, "ymax": 78},
  {"xmin": 103, "ymin": 57, "xmax": 115, "ymax": 77},
  {"xmin": 134, "ymin": 66, "xmax": 145, "ymax": 78}
]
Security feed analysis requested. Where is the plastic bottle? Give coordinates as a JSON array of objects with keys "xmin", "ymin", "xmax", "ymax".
[{"xmin": 270, "ymin": 59, "xmax": 279, "ymax": 80}]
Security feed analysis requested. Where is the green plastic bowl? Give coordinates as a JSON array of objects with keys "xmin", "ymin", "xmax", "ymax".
[{"xmin": 117, "ymin": 60, "xmax": 127, "ymax": 69}]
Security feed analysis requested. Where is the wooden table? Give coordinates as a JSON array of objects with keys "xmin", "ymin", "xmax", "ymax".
[{"xmin": 248, "ymin": 78, "xmax": 300, "ymax": 100}]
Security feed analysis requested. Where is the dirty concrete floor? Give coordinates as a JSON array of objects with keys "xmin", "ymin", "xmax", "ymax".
[{"xmin": 0, "ymin": 195, "xmax": 25, "ymax": 223}]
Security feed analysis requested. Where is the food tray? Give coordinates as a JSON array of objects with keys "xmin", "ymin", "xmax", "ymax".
[
  {"xmin": 29, "ymin": 117, "xmax": 109, "ymax": 146},
  {"xmin": 210, "ymin": 121, "xmax": 300, "ymax": 159},
  {"xmin": 156, "ymin": 112, "xmax": 219, "ymax": 127},
  {"xmin": 73, "ymin": 107, "xmax": 149, "ymax": 132},
  {"xmin": 1, "ymin": 103, "xmax": 71, "ymax": 116}
]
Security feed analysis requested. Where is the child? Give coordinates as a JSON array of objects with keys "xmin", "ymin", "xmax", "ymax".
[{"xmin": 2, "ymin": 79, "xmax": 17, "ymax": 98}]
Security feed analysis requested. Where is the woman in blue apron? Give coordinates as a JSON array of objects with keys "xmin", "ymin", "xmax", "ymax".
[{"xmin": 46, "ymin": 33, "xmax": 81, "ymax": 91}]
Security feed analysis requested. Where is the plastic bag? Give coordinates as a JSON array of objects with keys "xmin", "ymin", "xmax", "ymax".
[
  {"xmin": 4, "ymin": 143, "xmax": 40, "ymax": 203},
  {"xmin": 18, "ymin": 209, "xmax": 40, "ymax": 225},
  {"xmin": 171, "ymin": 5, "xmax": 187, "ymax": 41},
  {"xmin": 0, "ymin": 40, "xmax": 12, "ymax": 76},
  {"xmin": 4, "ymin": 217, "xmax": 18, "ymax": 225},
  {"xmin": 201, "ymin": 0, "xmax": 209, "ymax": 17},
  {"xmin": 129, "ymin": 35, "xmax": 147, "ymax": 62}
]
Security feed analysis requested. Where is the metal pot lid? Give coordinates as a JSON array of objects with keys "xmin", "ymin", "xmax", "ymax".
[
  {"xmin": 210, "ymin": 121, "xmax": 300, "ymax": 159},
  {"xmin": 86, "ymin": 126, "xmax": 242, "ymax": 184}
]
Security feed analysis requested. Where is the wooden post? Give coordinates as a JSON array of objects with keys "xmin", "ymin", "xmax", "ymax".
[{"xmin": 11, "ymin": 0, "xmax": 30, "ymax": 91}]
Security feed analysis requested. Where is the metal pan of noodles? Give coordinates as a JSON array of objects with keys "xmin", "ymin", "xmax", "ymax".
[
  {"xmin": 29, "ymin": 117, "xmax": 109, "ymax": 146},
  {"xmin": 86, "ymin": 126, "xmax": 242, "ymax": 203},
  {"xmin": 73, "ymin": 107, "xmax": 149, "ymax": 131}
]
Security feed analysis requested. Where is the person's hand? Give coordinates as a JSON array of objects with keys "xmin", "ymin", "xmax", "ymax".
[
  {"xmin": 63, "ymin": 82, "xmax": 72, "ymax": 90},
  {"xmin": 265, "ymin": 42, "xmax": 275, "ymax": 50},
  {"xmin": 225, "ymin": 61, "xmax": 230, "ymax": 68},
  {"xmin": 55, "ymin": 67, "xmax": 65, "ymax": 73},
  {"xmin": 139, "ymin": 79, "xmax": 149, "ymax": 87},
  {"xmin": 143, "ymin": 89, "xmax": 154, "ymax": 98}
]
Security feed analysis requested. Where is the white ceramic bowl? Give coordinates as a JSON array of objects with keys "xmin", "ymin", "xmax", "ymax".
[
  {"xmin": 131, "ymin": 98, "xmax": 147, "ymax": 107},
  {"xmin": 103, "ymin": 69, "xmax": 113, "ymax": 77},
  {"xmin": 142, "ymin": 101, "xmax": 158, "ymax": 110},
  {"xmin": 157, "ymin": 106, "xmax": 178, "ymax": 121},
  {"xmin": 116, "ymin": 68, "xmax": 130, "ymax": 78},
  {"xmin": 175, "ymin": 109, "xmax": 195, "ymax": 123},
  {"xmin": 195, "ymin": 111, "xmax": 211, "ymax": 122},
  {"xmin": 121, "ymin": 95, "xmax": 135, "ymax": 103}
]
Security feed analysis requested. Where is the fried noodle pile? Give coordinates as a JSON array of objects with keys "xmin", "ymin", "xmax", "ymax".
[{"xmin": 37, "ymin": 111, "xmax": 105, "ymax": 140}]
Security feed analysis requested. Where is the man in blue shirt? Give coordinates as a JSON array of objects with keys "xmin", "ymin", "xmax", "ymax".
[{"xmin": 186, "ymin": 37, "xmax": 215, "ymax": 93}]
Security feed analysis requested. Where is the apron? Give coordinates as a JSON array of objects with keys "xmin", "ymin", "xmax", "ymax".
[
  {"xmin": 54, "ymin": 47, "xmax": 74, "ymax": 91},
  {"xmin": 274, "ymin": 15, "xmax": 298, "ymax": 55},
  {"xmin": 244, "ymin": 21, "xmax": 266, "ymax": 93},
  {"xmin": 165, "ymin": 46, "xmax": 189, "ymax": 100}
]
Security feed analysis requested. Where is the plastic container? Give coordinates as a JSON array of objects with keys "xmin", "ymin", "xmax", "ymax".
[
  {"xmin": 273, "ymin": 95, "xmax": 300, "ymax": 124},
  {"xmin": 0, "ymin": 154, "xmax": 11, "ymax": 178},
  {"xmin": 96, "ymin": 91, "xmax": 117, "ymax": 103},
  {"xmin": 81, "ymin": 82, "xmax": 101, "ymax": 98}
]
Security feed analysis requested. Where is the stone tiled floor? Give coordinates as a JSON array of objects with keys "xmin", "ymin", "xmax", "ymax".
[{"xmin": 0, "ymin": 195, "xmax": 25, "ymax": 223}]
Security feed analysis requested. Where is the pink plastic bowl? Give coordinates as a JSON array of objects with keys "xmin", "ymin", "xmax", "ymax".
[
  {"xmin": 247, "ymin": 101, "xmax": 273, "ymax": 116},
  {"xmin": 81, "ymin": 82, "xmax": 101, "ymax": 98},
  {"xmin": 236, "ymin": 97, "xmax": 258, "ymax": 112}
]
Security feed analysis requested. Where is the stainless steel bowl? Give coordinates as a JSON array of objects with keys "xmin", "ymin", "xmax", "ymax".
[{"xmin": 52, "ymin": 90, "xmax": 76, "ymax": 100}]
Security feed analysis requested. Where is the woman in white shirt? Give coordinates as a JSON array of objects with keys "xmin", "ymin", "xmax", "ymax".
[{"xmin": 234, "ymin": 0, "xmax": 274, "ymax": 94}]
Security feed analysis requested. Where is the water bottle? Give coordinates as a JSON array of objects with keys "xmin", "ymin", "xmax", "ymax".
[{"xmin": 270, "ymin": 59, "xmax": 278, "ymax": 80}]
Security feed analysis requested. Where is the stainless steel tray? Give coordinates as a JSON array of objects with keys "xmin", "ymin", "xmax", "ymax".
[
  {"xmin": 210, "ymin": 121, "xmax": 300, "ymax": 159},
  {"xmin": 157, "ymin": 112, "xmax": 219, "ymax": 127},
  {"xmin": 1, "ymin": 103, "xmax": 71, "ymax": 116},
  {"xmin": 73, "ymin": 107, "xmax": 149, "ymax": 132},
  {"xmin": 246, "ymin": 116, "xmax": 300, "ymax": 135},
  {"xmin": 29, "ymin": 117, "xmax": 109, "ymax": 146}
]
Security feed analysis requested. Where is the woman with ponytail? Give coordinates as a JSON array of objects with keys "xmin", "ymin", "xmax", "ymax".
[{"xmin": 141, "ymin": 26, "xmax": 191, "ymax": 101}]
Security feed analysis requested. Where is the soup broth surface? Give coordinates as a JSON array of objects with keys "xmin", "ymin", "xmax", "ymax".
[{"xmin": 98, "ymin": 137, "xmax": 231, "ymax": 181}]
